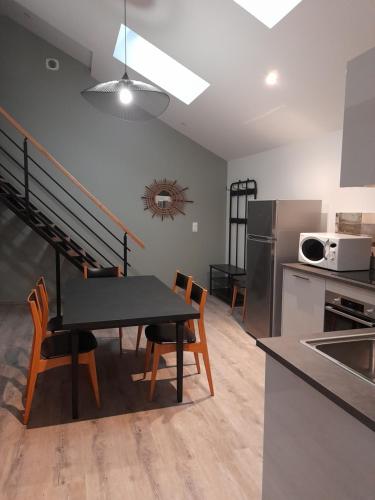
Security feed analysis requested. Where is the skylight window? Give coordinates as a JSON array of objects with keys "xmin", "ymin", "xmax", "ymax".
[
  {"xmin": 233, "ymin": 0, "xmax": 303, "ymax": 28},
  {"xmin": 113, "ymin": 25, "xmax": 210, "ymax": 105}
]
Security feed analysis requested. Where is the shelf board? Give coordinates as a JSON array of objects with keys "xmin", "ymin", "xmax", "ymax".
[{"xmin": 210, "ymin": 264, "xmax": 246, "ymax": 276}]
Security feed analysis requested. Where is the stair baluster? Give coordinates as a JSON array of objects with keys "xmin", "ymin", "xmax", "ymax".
[
  {"xmin": 0, "ymin": 106, "xmax": 144, "ymax": 281},
  {"xmin": 23, "ymin": 137, "xmax": 29, "ymax": 215}
]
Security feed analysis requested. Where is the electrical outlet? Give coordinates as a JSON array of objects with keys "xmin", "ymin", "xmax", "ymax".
[{"xmin": 192, "ymin": 222, "xmax": 198, "ymax": 232}]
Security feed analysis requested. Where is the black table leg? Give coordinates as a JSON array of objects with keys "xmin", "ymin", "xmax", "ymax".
[
  {"xmin": 176, "ymin": 320, "xmax": 184, "ymax": 402},
  {"xmin": 209, "ymin": 266, "xmax": 212, "ymax": 295},
  {"xmin": 71, "ymin": 330, "xmax": 79, "ymax": 419}
]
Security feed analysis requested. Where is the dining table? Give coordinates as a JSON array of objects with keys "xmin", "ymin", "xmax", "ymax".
[{"xmin": 61, "ymin": 275, "xmax": 200, "ymax": 419}]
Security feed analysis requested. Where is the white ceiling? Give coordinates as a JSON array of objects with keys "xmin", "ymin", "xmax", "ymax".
[{"xmin": 2, "ymin": 0, "xmax": 375, "ymax": 160}]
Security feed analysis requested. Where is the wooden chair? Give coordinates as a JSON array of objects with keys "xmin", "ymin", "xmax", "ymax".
[
  {"xmin": 36, "ymin": 277, "xmax": 64, "ymax": 333},
  {"xmin": 230, "ymin": 276, "xmax": 247, "ymax": 322},
  {"xmin": 83, "ymin": 265, "xmax": 124, "ymax": 354},
  {"xmin": 23, "ymin": 289, "xmax": 100, "ymax": 425},
  {"xmin": 144, "ymin": 282, "xmax": 214, "ymax": 401},
  {"xmin": 135, "ymin": 270, "xmax": 193, "ymax": 355}
]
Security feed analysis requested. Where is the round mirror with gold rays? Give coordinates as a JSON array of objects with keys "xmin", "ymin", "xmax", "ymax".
[{"xmin": 142, "ymin": 179, "xmax": 193, "ymax": 220}]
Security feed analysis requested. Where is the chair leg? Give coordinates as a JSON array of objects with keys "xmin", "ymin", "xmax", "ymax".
[
  {"xmin": 202, "ymin": 349, "xmax": 214, "ymax": 396},
  {"xmin": 194, "ymin": 352, "xmax": 201, "ymax": 374},
  {"xmin": 149, "ymin": 345, "xmax": 161, "ymax": 401},
  {"xmin": 231, "ymin": 286, "xmax": 238, "ymax": 314},
  {"xmin": 135, "ymin": 325, "xmax": 143, "ymax": 355},
  {"xmin": 143, "ymin": 340, "xmax": 152, "ymax": 379},
  {"xmin": 23, "ymin": 364, "xmax": 38, "ymax": 425},
  {"xmin": 87, "ymin": 351, "xmax": 100, "ymax": 408},
  {"xmin": 242, "ymin": 288, "xmax": 247, "ymax": 322},
  {"xmin": 24, "ymin": 336, "xmax": 36, "ymax": 399},
  {"xmin": 119, "ymin": 328, "xmax": 123, "ymax": 355}
]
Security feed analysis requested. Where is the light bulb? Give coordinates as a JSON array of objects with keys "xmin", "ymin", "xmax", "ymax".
[
  {"xmin": 119, "ymin": 87, "xmax": 133, "ymax": 104},
  {"xmin": 265, "ymin": 70, "xmax": 279, "ymax": 86}
]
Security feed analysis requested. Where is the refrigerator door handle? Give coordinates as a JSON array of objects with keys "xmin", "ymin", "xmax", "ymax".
[{"xmin": 247, "ymin": 235, "xmax": 275, "ymax": 244}]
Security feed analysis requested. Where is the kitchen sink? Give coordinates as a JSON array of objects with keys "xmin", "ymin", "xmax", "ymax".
[{"xmin": 302, "ymin": 332, "xmax": 375, "ymax": 385}]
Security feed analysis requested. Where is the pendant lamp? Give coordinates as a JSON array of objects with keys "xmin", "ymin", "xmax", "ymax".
[{"xmin": 81, "ymin": 0, "xmax": 170, "ymax": 121}]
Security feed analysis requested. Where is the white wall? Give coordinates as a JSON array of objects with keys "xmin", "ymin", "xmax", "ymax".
[{"xmin": 227, "ymin": 129, "xmax": 375, "ymax": 265}]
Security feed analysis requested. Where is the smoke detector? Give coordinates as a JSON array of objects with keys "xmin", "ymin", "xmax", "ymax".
[{"xmin": 46, "ymin": 58, "xmax": 59, "ymax": 71}]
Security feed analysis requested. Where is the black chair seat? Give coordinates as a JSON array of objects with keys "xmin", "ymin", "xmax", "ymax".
[
  {"xmin": 232, "ymin": 276, "xmax": 247, "ymax": 289},
  {"xmin": 145, "ymin": 323, "xmax": 196, "ymax": 344},
  {"xmin": 41, "ymin": 330, "xmax": 97, "ymax": 359},
  {"xmin": 47, "ymin": 315, "xmax": 64, "ymax": 332}
]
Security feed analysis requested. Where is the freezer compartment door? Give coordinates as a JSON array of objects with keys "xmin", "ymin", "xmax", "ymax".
[
  {"xmin": 245, "ymin": 236, "xmax": 274, "ymax": 338},
  {"xmin": 247, "ymin": 200, "xmax": 275, "ymax": 238}
]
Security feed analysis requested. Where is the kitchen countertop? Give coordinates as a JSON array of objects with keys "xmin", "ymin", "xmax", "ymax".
[
  {"xmin": 283, "ymin": 262, "xmax": 375, "ymax": 292},
  {"xmin": 257, "ymin": 330, "xmax": 375, "ymax": 432}
]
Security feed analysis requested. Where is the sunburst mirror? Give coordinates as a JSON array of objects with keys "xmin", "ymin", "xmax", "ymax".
[{"xmin": 142, "ymin": 179, "xmax": 193, "ymax": 220}]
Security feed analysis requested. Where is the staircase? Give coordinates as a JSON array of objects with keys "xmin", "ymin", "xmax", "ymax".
[
  {"xmin": 0, "ymin": 173, "xmax": 102, "ymax": 268},
  {"xmin": 0, "ymin": 106, "xmax": 144, "ymax": 311}
]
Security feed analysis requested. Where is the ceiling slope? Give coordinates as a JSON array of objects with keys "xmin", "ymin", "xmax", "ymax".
[{"xmin": 2, "ymin": 0, "xmax": 375, "ymax": 160}]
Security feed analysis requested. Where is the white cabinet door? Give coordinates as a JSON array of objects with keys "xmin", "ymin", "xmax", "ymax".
[
  {"xmin": 281, "ymin": 268, "xmax": 325, "ymax": 336},
  {"xmin": 341, "ymin": 46, "xmax": 375, "ymax": 187}
]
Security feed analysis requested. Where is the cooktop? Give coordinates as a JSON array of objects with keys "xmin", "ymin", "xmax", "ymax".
[{"xmin": 335, "ymin": 270, "xmax": 375, "ymax": 285}]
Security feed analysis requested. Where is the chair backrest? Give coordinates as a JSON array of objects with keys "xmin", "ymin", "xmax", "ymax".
[
  {"xmin": 27, "ymin": 289, "xmax": 43, "ymax": 361},
  {"xmin": 36, "ymin": 277, "xmax": 48, "ymax": 338},
  {"xmin": 172, "ymin": 270, "xmax": 193, "ymax": 303},
  {"xmin": 189, "ymin": 282, "xmax": 208, "ymax": 343},
  {"xmin": 83, "ymin": 265, "xmax": 121, "ymax": 279}
]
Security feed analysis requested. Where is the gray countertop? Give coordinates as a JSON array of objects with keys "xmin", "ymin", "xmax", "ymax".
[
  {"xmin": 283, "ymin": 262, "xmax": 375, "ymax": 292},
  {"xmin": 257, "ymin": 330, "xmax": 375, "ymax": 432}
]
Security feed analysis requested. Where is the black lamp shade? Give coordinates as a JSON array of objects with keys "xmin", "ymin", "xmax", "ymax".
[{"xmin": 81, "ymin": 78, "xmax": 170, "ymax": 121}]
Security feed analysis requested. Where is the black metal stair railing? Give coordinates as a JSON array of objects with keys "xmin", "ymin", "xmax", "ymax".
[
  {"xmin": 0, "ymin": 154, "xmax": 119, "ymax": 269},
  {"xmin": 0, "ymin": 130, "xmax": 130, "ymax": 272},
  {"xmin": 0, "ymin": 129, "xmax": 129, "ymax": 270},
  {"xmin": 0, "ymin": 107, "xmax": 145, "ymax": 317}
]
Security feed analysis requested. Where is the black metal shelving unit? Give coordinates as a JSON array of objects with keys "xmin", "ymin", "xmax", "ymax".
[{"xmin": 209, "ymin": 179, "xmax": 257, "ymax": 305}]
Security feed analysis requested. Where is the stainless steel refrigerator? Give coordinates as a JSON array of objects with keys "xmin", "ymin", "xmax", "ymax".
[{"xmin": 245, "ymin": 200, "xmax": 321, "ymax": 338}]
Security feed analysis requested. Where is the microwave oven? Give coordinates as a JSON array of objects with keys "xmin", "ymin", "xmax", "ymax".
[{"xmin": 298, "ymin": 232, "xmax": 372, "ymax": 271}]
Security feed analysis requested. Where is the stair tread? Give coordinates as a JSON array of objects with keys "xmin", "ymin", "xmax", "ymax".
[
  {"xmin": 66, "ymin": 249, "xmax": 82, "ymax": 257},
  {"xmin": 1, "ymin": 186, "xmax": 21, "ymax": 195},
  {"xmin": 51, "ymin": 235, "xmax": 63, "ymax": 243},
  {"xmin": 18, "ymin": 207, "xmax": 39, "ymax": 214}
]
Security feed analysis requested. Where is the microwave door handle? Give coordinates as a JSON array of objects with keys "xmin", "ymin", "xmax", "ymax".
[
  {"xmin": 325, "ymin": 305, "xmax": 375, "ymax": 327},
  {"xmin": 323, "ymin": 239, "xmax": 330, "ymax": 260}
]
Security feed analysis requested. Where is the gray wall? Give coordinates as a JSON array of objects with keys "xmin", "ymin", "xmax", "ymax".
[{"xmin": 0, "ymin": 16, "xmax": 227, "ymax": 303}]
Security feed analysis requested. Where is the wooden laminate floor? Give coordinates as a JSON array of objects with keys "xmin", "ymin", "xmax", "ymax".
[{"xmin": 0, "ymin": 296, "xmax": 265, "ymax": 500}]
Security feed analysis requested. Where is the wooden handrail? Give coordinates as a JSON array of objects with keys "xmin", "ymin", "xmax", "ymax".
[{"xmin": 0, "ymin": 107, "xmax": 144, "ymax": 249}]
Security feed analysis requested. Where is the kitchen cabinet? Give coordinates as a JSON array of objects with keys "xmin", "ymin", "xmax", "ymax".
[
  {"xmin": 281, "ymin": 268, "xmax": 325, "ymax": 336},
  {"xmin": 261, "ymin": 356, "xmax": 375, "ymax": 500},
  {"xmin": 341, "ymin": 45, "xmax": 375, "ymax": 187}
]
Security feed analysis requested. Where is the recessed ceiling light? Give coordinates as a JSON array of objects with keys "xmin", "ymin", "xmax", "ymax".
[
  {"xmin": 113, "ymin": 25, "xmax": 210, "ymax": 105},
  {"xmin": 233, "ymin": 0, "xmax": 303, "ymax": 28},
  {"xmin": 265, "ymin": 70, "xmax": 279, "ymax": 86}
]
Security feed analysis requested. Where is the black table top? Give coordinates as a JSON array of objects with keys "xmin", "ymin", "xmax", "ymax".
[{"xmin": 62, "ymin": 275, "xmax": 199, "ymax": 330}]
